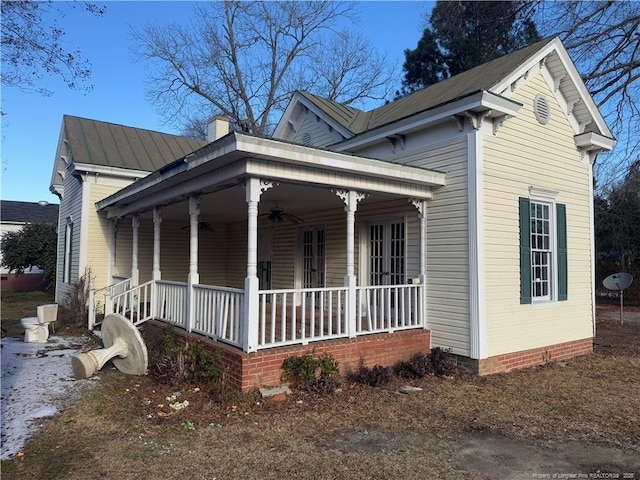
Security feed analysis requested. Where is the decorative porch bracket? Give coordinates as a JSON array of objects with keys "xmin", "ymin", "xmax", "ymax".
[
  {"xmin": 244, "ymin": 178, "xmax": 276, "ymax": 352},
  {"xmin": 335, "ymin": 189, "xmax": 366, "ymax": 338}
]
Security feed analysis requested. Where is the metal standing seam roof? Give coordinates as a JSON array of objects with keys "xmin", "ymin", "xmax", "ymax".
[
  {"xmin": 0, "ymin": 201, "xmax": 59, "ymax": 224},
  {"xmin": 63, "ymin": 115, "xmax": 208, "ymax": 172},
  {"xmin": 299, "ymin": 37, "xmax": 558, "ymax": 135}
]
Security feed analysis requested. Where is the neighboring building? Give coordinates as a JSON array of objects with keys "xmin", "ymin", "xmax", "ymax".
[
  {"xmin": 51, "ymin": 37, "xmax": 615, "ymax": 389},
  {"xmin": 0, "ymin": 200, "xmax": 59, "ymax": 292}
]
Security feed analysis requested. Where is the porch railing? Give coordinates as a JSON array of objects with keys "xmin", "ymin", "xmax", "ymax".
[
  {"xmin": 257, "ymin": 286, "xmax": 349, "ymax": 348},
  {"xmin": 356, "ymin": 284, "xmax": 424, "ymax": 334},
  {"xmin": 155, "ymin": 280, "xmax": 188, "ymax": 329},
  {"xmin": 111, "ymin": 280, "xmax": 154, "ymax": 325},
  {"xmin": 88, "ymin": 277, "xmax": 132, "ymax": 329},
  {"xmin": 192, "ymin": 284, "xmax": 244, "ymax": 348},
  {"xmin": 89, "ymin": 279, "xmax": 425, "ymax": 352}
]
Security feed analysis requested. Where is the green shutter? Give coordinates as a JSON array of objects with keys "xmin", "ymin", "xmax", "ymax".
[
  {"xmin": 519, "ymin": 197, "xmax": 532, "ymax": 304},
  {"xmin": 557, "ymin": 203, "xmax": 568, "ymax": 301}
]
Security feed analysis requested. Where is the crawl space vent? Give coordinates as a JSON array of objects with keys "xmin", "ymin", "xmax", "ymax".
[{"xmin": 534, "ymin": 94, "xmax": 550, "ymax": 125}]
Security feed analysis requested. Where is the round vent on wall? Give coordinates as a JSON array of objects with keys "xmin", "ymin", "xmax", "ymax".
[
  {"xmin": 302, "ymin": 131, "xmax": 312, "ymax": 146},
  {"xmin": 534, "ymin": 94, "xmax": 550, "ymax": 125}
]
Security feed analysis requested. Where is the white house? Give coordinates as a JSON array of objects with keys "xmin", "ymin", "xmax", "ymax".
[{"xmin": 50, "ymin": 37, "xmax": 614, "ymax": 389}]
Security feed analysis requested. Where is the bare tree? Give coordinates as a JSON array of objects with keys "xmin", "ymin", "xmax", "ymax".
[
  {"xmin": 1, "ymin": 1, "xmax": 105, "ymax": 97},
  {"xmin": 536, "ymin": 1, "xmax": 640, "ymax": 192},
  {"xmin": 130, "ymin": 1, "xmax": 394, "ymax": 136}
]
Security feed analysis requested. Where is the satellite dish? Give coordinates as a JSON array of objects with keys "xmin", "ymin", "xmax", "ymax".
[
  {"xmin": 603, "ymin": 273, "xmax": 633, "ymax": 291},
  {"xmin": 602, "ymin": 272, "xmax": 633, "ymax": 325}
]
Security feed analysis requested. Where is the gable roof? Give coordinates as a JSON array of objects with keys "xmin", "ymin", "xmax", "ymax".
[
  {"xmin": 62, "ymin": 115, "xmax": 208, "ymax": 172},
  {"xmin": 280, "ymin": 36, "xmax": 613, "ymax": 143},
  {"xmin": 0, "ymin": 201, "xmax": 59, "ymax": 225},
  {"xmin": 302, "ymin": 37, "xmax": 558, "ymax": 136}
]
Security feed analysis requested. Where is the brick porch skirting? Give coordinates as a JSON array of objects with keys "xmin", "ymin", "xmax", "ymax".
[
  {"xmin": 142, "ymin": 320, "xmax": 431, "ymax": 391},
  {"xmin": 456, "ymin": 337, "xmax": 593, "ymax": 375}
]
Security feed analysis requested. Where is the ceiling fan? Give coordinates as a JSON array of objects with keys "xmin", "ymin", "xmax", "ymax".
[
  {"xmin": 180, "ymin": 220, "xmax": 214, "ymax": 232},
  {"xmin": 259, "ymin": 205, "xmax": 304, "ymax": 224}
]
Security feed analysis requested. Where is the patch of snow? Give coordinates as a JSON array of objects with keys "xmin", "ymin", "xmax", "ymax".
[{"xmin": 1, "ymin": 335, "xmax": 98, "ymax": 460}]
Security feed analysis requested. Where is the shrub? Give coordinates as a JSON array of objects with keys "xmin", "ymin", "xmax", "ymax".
[
  {"xmin": 393, "ymin": 348, "xmax": 457, "ymax": 379},
  {"xmin": 430, "ymin": 347, "xmax": 457, "ymax": 377},
  {"xmin": 393, "ymin": 352, "xmax": 433, "ymax": 379},
  {"xmin": 58, "ymin": 268, "xmax": 93, "ymax": 327},
  {"xmin": 281, "ymin": 351, "xmax": 340, "ymax": 393},
  {"xmin": 351, "ymin": 359, "xmax": 391, "ymax": 387},
  {"xmin": 151, "ymin": 326, "xmax": 220, "ymax": 386}
]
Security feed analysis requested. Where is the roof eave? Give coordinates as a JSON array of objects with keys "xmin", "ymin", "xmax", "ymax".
[
  {"xmin": 333, "ymin": 90, "xmax": 522, "ymax": 151},
  {"xmin": 574, "ymin": 131, "xmax": 616, "ymax": 152}
]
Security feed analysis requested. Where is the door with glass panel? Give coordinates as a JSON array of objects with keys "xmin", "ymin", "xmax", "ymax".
[
  {"xmin": 302, "ymin": 228, "xmax": 325, "ymax": 305},
  {"xmin": 369, "ymin": 220, "xmax": 405, "ymax": 286}
]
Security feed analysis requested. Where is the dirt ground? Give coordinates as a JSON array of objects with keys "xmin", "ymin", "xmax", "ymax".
[{"xmin": 1, "ymin": 305, "xmax": 639, "ymax": 479}]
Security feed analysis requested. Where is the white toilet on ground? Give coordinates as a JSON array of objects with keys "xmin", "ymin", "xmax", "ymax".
[{"xmin": 21, "ymin": 304, "xmax": 59, "ymax": 343}]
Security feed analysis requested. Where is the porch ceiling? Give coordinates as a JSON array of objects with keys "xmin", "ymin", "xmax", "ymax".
[
  {"xmin": 97, "ymin": 132, "xmax": 446, "ymax": 221},
  {"xmin": 139, "ymin": 182, "xmax": 405, "ymax": 225}
]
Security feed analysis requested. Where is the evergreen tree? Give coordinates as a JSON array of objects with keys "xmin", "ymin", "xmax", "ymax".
[{"xmin": 399, "ymin": 1, "xmax": 540, "ymax": 96}]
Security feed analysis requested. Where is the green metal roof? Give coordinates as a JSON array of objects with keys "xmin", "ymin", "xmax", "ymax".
[
  {"xmin": 63, "ymin": 115, "xmax": 208, "ymax": 172},
  {"xmin": 300, "ymin": 37, "xmax": 557, "ymax": 135}
]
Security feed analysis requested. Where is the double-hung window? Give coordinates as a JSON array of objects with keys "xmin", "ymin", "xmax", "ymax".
[{"xmin": 519, "ymin": 194, "xmax": 567, "ymax": 304}]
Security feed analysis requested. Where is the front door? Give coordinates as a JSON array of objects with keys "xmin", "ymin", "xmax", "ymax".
[
  {"xmin": 365, "ymin": 219, "xmax": 406, "ymax": 329},
  {"xmin": 368, "ymin": 220, "xmax": 405, "ymax": 286},
  {"xmin": 302, "ymin": 228, "xmax": 325, "ymax": 304}
]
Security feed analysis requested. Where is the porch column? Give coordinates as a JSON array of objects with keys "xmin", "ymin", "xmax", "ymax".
[
  {"xmin": 131, "ymin": 214, "xmax": 140, "ymax": 287},
  {"xmin": 187, "ymin": 195, "xmax": 200, "ymax": 332},
  {"xmin": 411, "ymin": 199, "xmax": 428, "ymax": 328},
  {"xmin": 105, "ymin": 219, "xmax": 117, "ymax": 315},
  {"xmin": 243, "ymin": 178, "xmax": 275, "ymax": 352},
  {"xmin": 152, "ymin": 208, "xmax": 162, "ymax": 281},
  {"xmin": 335, "ymin": 189, "xmax": 365, "ymax": 338}
]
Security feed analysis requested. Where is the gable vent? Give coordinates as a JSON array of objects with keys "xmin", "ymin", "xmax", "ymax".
[
  {"xmin": 534, "ymin": 94, "xmax": 550, "ymax": 125},
  {"xmin": 302, "ymin": 131, "xmax": 312, "ymax": 146}
]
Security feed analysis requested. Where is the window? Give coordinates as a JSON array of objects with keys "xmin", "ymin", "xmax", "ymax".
[
  {"xmin": 63, "ymin": 221, "xmax": 73, "ymax": 284},
  {"xmin": 519, "ymin": 197, "xmax": 567, "ymax": 304},
  {"xmin": 530, "ymin": 202, "xmax": 551, "ymax": 299}
]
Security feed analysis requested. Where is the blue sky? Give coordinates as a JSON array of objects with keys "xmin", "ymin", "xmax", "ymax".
[{"xmin": 0, "ymin": 1, "xmax": 431, "ymax": 204}]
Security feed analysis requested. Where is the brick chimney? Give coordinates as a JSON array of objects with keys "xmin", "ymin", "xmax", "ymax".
[{"xmin": 207, "ymin": 116, "xmax": 231, "ymax": 142}]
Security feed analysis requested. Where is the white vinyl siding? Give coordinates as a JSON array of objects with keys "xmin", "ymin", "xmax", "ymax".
[
  {"xmin": 397, "ymin": 138, "xmax": 470, "ymax": 355},
  {"xmin": 348, "ymin": 132, "xmax": 470, "ymax": 355},
  {"xmin": 287, "ymin": 108, "xmax": 345, "ymax": 148},
  {"xmin": 55, "ymin": 172, "xmax": 83, "ymax": 303},
  {"xmin": 483, "ymin": 71, "xmax": 593, "ymax": 356}
]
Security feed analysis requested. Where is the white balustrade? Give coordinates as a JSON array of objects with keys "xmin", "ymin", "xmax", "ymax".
[
  {"xmin": 356, "ymin": 284, "xmax": 423, "ymax": 334},
  {"xmin": 192, "ymin": 284, "xmax": 244, "ymax": 348},
  {"xmin": 257, "ymin": 287, "xmax": 348, "ymax": 348},
  {"xmin": 91, "ymin": 279, "xmax": 425, "ymax": 352}
]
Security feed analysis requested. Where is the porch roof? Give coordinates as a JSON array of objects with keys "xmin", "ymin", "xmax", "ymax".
[{"xmin": 96, "ymin": 131, "xmax": 446, "ymax": 219}]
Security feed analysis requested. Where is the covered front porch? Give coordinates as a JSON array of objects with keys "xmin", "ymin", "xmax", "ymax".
[{"xmin": 90, "ymin": 131, "xmax": 446, "ymax": 356}]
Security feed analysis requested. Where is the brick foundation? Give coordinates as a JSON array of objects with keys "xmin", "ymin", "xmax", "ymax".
[
  {"xmin": 456, "ymin": 337, "xmax": 593, "ymax": 375},
  {"xmin": 141, "ymin": 320, "xmax": 430, "ymax": 391}
]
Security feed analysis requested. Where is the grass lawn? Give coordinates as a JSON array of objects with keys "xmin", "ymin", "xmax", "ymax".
[
  {"xmin": 0, "ymin": 291, "xmax": 54, "ymax": 336},
  {"xmin": 1, "ymin": 304, "xmax": 639, "ymax": 479}
]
